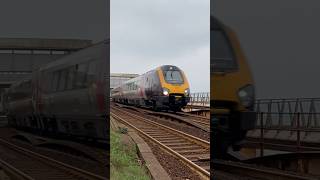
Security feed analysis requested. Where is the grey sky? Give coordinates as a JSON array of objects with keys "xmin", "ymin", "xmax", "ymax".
[
  {"xmin": 213, "ymin": 0, "xmax": 320, "ymax": 99},
  {"xmin": 111, "ymin": 0, "xmax": 210, "ymax": 93},
  {"xmin": 0, "ymin": 0, "xmax": 108, "ymax": 42}
]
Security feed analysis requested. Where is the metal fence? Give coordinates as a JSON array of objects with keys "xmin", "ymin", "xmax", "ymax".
[
  {"xmin": 255, "ymin": 98, "xmax": 320, "ymax": 129},
  {"xmin": 247, "ymin": 98, "xmax": 320, "ymax": 156},
  {"xmin": 188, "ymin": 92, "xmax": 210, "ymax": 107}
]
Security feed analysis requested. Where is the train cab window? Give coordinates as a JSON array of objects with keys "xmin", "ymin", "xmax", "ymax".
[
  {"xmin": 163, "ymin": 70, "xmax": 184, "ymax": 84},
  {"xmin": 211, "ymin": 30, "xmax": 237, "ymax": 71},
  {"xmin": 74, "ymin": 63, "xmax": 88, "ymax": 89}
]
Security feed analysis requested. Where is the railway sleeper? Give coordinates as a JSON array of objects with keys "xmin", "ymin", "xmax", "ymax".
[
  {"xmin": 159, "ymin": 140, "xmax": 187, "ymax": 144},
  {"xmin": 169, "ymin": 145, "xmax": 202, "ymax": 151},
  {"xmin": 149, "ymin": 135, "xmax": 177, "ymax": 139},
  {"xmin": 155, "ymin": 137, "xmax": 180, "ymax": 140},
  {"xmin": 163, "ymin": 142, "xmax": 192, "ymax": 146},
  {"xmin": 176, "ymin": 149, "xmax": 206, "ymax": 154},
  {"xmin": 184, "ymin": 153, "xmax": 210, "ymax": 161}
]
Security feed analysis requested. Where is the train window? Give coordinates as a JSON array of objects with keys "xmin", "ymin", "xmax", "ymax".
[
  {"xmin": 87, "ymin": 61, "xmax": 97, "ymax": 85},
  {"xmin": 52, "ymin": 71, "xmax": 61, "ymax": 92},
  {"xmin": 41, "ymin": 72, "xmax": 47, "ymax": 93},
  {"xmin": 134, "ymin": 82, "xmax": 138, "ymax": 90},
  {"xmin": 58, "ymin": 69, "xmax": 68, "ymax": 91},
  {"xmin": 49, "ymin": 73, "xmax": 54, "ymax": 93},
  {"xmin": 66, "ymin": 66, "xmax": 76, "ymax": 90},
  {"xmin": 163, "ymin": 70, "xmax": 184, "ymax": 84},
  {"xmin": 74, "ymin": 63, "xmax": 88, "ymax": 89},
  {"xmin": 211, "ymin": 30, "xmax": 237, "ymax": 71}
]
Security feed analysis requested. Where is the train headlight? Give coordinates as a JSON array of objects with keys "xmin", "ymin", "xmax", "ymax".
[
  {"xmin": 184, "ymin": 88, "xmax": 190, "ymax": 96},
  {"xmin": 163, "ymin": 88, "xmax": 170, "ymax": 96},
  {"xmin": 238, "ymin": 84, "xmax": 255, "ymax": 109}
]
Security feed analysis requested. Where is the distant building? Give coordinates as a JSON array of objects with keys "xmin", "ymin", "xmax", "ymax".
[
  {"xmin": 110, "ymin": 73, "xmax": 139, "ymax": 90},
  {"xmin": 0, "ymin": 38, "xmax": 92, "ymax": 89}
]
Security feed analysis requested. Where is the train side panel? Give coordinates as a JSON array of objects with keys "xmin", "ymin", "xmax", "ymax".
[{"xmin": 7, "ymin": 41, "xmax": 109, "ymax": 140}]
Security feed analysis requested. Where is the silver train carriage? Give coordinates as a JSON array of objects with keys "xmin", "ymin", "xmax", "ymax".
[{"xmin": 5, "ymin": 40, "xmax": 109, "ymax": 140}]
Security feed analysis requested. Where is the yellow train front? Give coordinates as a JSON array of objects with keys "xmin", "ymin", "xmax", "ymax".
[
  {"xmin": 112, "ymin": 65, "xmax": 190, "ymax": 111},
  {"xmin": 211, "ymin": 17, "xmax": 256, "ymax": 156}
]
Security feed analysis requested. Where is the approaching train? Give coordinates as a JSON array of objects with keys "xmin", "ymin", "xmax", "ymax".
[
  {"xmin": 211, "ymin": 16, "xmax": 256, "ymax": 156},
  {"xmin": 111, "ymin": 65, "xmax": 190, "ymax": 111},
  {"xmin": 4, "ymin": 40, "xmax": 109, "ymax": 140}
]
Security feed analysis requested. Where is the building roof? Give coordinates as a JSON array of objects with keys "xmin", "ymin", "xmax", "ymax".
[
  {"xmin": 110, "ymin": 73, "xmax": 139, "ymax": 78},
  {"xmin": 0, "ymin": 38, "xmax": 92, "ymax": 50}
]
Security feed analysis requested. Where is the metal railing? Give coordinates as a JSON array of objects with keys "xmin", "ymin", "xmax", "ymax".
[
  {"xmin": 188, "ymin": 92, "xmax": 210, "ymax": 107},
  {"xmin": 254, "ymin": 98, "xmax": 320, "ymax": 129},
  {"xmin": 250, "ymin": 112, "xmax": 320, "ymax": 157},
  {"xmin": 248, "ymin": 98, "xmax": 320, "ymax": 156}
]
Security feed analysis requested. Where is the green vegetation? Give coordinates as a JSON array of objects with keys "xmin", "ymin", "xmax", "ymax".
[{"xmin": 110, "ymin": 130, "xmax": 150, "ymax": 180}]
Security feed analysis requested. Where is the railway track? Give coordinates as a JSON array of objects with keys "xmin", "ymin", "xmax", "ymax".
[
  {"xmin": 164, "ymin": 111, "xmax": 209, "ymax": 130},
  {"xmin": 0, "ymin": 138, "xmax": 108, "ymax": 180},
  {"xmin": 111, "ymin": 106, "xmax": 210, "ymax": 179},
  {"xmin": 213, "ymin": 159, "xmax": 318, "ymax": 180},
  {"xmin": 115, "ymin": 103, "xmax": 210, "ymax": 132}
]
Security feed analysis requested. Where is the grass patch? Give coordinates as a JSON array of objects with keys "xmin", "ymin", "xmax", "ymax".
[{"xmin": 110, "ymin": 130, "xmax": 150, "ymax": 180}]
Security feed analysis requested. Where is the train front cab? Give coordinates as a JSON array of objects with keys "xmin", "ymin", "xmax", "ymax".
[
  {"xmin": 211, "ymin": 17, "xmax": 256, "ymax": 155},
  {"xmin": 153, "ymin": 65, "xmax": 190, "ymax": 111}
]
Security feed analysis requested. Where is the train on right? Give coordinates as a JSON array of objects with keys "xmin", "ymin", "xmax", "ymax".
[{"xmin": 211, "ymin": 16, "xmax": 256, "ymax": 157}]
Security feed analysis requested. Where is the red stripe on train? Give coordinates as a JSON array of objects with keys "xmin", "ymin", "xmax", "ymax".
[{"xmin": 96, "ymin": 81, "xmax": 106, "ymax": 112}]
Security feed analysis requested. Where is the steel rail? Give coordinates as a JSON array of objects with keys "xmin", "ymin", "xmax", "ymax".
[
  {"xmin": 0, "ymin": 138, "xmax": 108, "ymax": 180},
  {"xmin": 115, "ymin": 103, "xmax": 210, "ymax": 132},
  {"xmin": 111, "ymin": 108, "xmax": 210, "ymax": 179},
  {"xmin": 112, "ymin": 106, "xmax": 209, "ymax": 148},
  {"xmin": 0, "ymin": 158, "xmax": 34, "ymax": 180}
]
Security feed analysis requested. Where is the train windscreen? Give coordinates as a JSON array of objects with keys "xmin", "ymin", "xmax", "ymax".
[
  {"xmin": 163, "ymin": 70, "xmax": 184, "ymax": 84},
  {"xmin": 211, "ymin": 30, "xmax": 237, "ymax": 72}
]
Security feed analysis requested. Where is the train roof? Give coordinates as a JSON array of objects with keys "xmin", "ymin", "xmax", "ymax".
[
  {"xmin": 159, "ymin": 65, "xmax": 181, "ymax": 71},
  {"xmin": 37, "ymin": 40, "xmax": 108, "ymax": 71},
  {"xmin": 111, "ymin": 65, "xmax": 184, "ymax": 90}
]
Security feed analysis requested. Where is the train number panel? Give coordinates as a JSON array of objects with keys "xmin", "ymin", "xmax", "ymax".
[{"xmin": 111, "ymin": 65, "xmax": 190, "ymax": 112}]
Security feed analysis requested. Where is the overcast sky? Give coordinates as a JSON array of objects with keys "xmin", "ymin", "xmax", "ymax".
[
  {"xmin": 213, "ymin": 0, "xmax": 320, "ymax": 99},
  {"xmin": 111, "ymin": 0, "xmax": 210, "ymax": 93},
  {"xmin": 0, "ymin": 0, "xmax": 108, "ymax": 42}
]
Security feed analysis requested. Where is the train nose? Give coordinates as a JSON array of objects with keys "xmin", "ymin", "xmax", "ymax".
[{"xmin": 169, "ymin": 94, "xmax": 188, "ymax": 105}]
